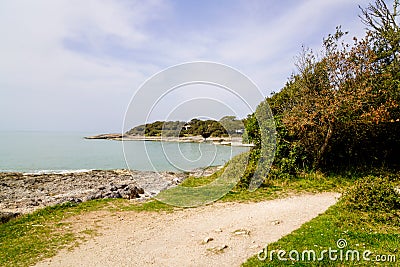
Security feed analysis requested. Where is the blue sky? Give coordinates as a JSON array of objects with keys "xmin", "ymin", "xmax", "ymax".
[{"xmin": 0, "ymin": 0, "xmax": 371, "ymax": 132}]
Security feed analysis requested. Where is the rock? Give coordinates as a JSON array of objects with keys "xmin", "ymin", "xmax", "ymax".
[
  {"xmin": 218, "ymin": 245, "xmax": 228, "ymax": 251},
  {"xmin": 83, "ymin": 195, "xmax": 96, "ymax": 202},
  {"xmin": 208, "ymin": 245, "xmax": 228, "ymax": 254},
  {"xmin": 137, "ymin": 187, "xmax": 145, "ymax": 194},
  {"xmin": 202, "ymin": 237, "xmax": 214, "ymax": 244},
  {"xmin": 119, "ymin": 184, "xmax": 128, "ymax": 189},
  {"xmin": 109, "ymin": 192, "xmax": 121, "ymax": 198},
  {"xmin": 66, "ymin": 197, "xmax": 82, "ymax": 203},
  {"xmin": 271, "ymin": 220, "xmax": 282, "ymax": 225},
  {"xmin": 94, "ymin": 192, "xmax": 103, "ymax": 199},
  {"xmin": 84, "ymin": 133, "xmax": 123, "ymax": 140},
  {"xmin": 233, "ymin": 229, "xmax": 250, "ymax": 235},
  {"xmin": 0, "ymin": 169, "xmax": 176, "ymax": 214},
  {"xmin": 124, "ymin": 186, "xmax": 143, "ymax": 199},
  {"xmin": 0, "ymin": 211, "xmax": 20, "ymax": 224},
  {"xmin": 214, "ymin": 228, "xmax": 223, "ymax": 233}
]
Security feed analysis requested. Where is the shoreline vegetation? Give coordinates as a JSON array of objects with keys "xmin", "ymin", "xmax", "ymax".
[
  {"xmin": 85, "ymin": 116, "xmax": 254, "ymax": 147},
  {"xmin": 84, "ymin": 133, "xmax": 254, "ymax": 147}
]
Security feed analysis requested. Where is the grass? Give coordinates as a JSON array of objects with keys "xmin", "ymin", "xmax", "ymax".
[
  {"xmin": 178, "ymin": 169, "xmax": 352, "ymax": 203},
  {"xmin": 0, "ymin": 163, "xmax": 395, "ymax": 266},
  {"xmin": 0, "ymin": 198, "xmax": 174, "ymax": 267},
  {"xmin": 242, "ymin": 200, "xmax": 400, "ymax": 266}
]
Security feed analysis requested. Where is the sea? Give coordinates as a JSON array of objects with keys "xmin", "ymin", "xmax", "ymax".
[{"xmin": 0, "ymin": 131, "xmax": 249, "ymax": 173}]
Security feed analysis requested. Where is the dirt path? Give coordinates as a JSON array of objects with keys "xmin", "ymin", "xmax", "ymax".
[{"xmin": 35, "ymin": 192, "xmax": 340, "ymax": 267}]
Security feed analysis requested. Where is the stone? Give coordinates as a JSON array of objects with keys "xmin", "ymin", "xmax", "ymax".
[
  {"xmin": 208, "ymin": 245, "xmax": 228, "ymax": 254},
  {"xmin": 271, "ymin": 220, "xmax": 282, "ymax": 225},
  {"xmin": 0, "ymin": 211, "xmax": 20, "ymax": 224},
  {"xmin": 119, "ymin": 184, "xmax": 128, "ymax": 189},
  {"xmin": 219, "ymin": 245, "xmax": 228, "ymax": 251},
  {"xmin": 233, "ymin": 229, "xmax": 250, "ymax": 235},
  {"xmin": 202, "ymin": 237, "xmax": 214, "ymax": 244},
  {"xmin": 137, "ymin": 187, "xmax": 145, "ymax": 194},
  {"xmin": 0, "ymin": 169, "xmax": 176, "ymax": 214}
]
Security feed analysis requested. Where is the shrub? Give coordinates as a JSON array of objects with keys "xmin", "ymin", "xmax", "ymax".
[{"xmin": 342, "ymin": 175, "xmax": 400, "ymax": 213}]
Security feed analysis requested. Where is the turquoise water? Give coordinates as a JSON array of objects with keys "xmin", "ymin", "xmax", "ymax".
[{"xmin": 0, "ymin": 132, "xmax": 249, "ymax": 173}]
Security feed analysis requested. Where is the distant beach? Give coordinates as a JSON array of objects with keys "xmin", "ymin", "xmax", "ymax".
[{"xmin": 85, "ymin": 133, "xmax": 254, "ymax": 147}]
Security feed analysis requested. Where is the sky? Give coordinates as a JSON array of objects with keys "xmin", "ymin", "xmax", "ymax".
[{"xmin": 0, "ymin": 0, "xmax": 372, "ymax": 133}]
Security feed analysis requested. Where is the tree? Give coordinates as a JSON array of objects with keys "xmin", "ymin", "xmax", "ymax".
[
  {"xmin": 242, "ymin": 0, "xmax": 400, "ymax": 171},
  {"xmin": 201, "ymin": 131, "xmax": 211, "ymax": 140},
  {"xmin": 359, "ymin": 0, "xmax": 400, "ymax": 74},
  {"xmin": 277, "ymin": 25, "xmax": 398, "ymax": 168},
  {"xmin": 359, "ymin": 0, "xmax": 400, "ymax": 122}
]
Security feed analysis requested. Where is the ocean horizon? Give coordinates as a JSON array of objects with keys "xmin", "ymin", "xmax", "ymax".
[{"xmin": 0, "ymin": 131, "xmax": 249, "ymax": 173}]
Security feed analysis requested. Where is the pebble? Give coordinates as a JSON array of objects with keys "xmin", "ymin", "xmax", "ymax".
[
  {"xmin": 202, "ymin": 237, "xmax": 214, "ymax": 244},
  {"xmin": 271, "ymin": 220, "xmax": 282, "ymax": 225},
  {"xmin": 233, "ymin": 229, "xmax": 250, "ymax": 235}
]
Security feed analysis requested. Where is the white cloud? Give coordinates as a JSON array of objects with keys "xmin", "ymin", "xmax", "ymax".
[{"xmin": 0, "ymin": 0, "xmax": 372, "ymax": 131}]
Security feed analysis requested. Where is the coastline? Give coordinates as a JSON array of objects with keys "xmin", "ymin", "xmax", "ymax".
[
  {"xmin": 0, "ymin": 166, "xmax": 221, "ymax": 221},
  {"xmin": 85, "ymin": 134, "xmax": 254, "ymax": 147}
]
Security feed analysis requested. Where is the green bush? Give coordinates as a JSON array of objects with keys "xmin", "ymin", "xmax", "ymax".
[{"xmin": 342, "ymin": 175, "xmax": 400, "ymax": 213}]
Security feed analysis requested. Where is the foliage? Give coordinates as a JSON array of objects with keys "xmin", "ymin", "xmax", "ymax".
[
  {"xmin": 243, "ymin": 113, "xmax": 261, "ymax": 148},
  {"xmin": 126, "ymin": 117, "xmax": 245, "ymax": 138},
  {"xmin": 282, "ymin": 29, "xmax": 398, "ymax": 168},
  {"xmin": 342, "ymin": 175, "xmax": 400, "ymax": 213},
  {"xmin": 244, "ymin": 0, "xmax": 400, "ymax": 174},
  {"xmin": 180, "ymin": 118, "xmax": 228, "ymax": 138},
  {"xmin": 235, "ymin": 149, "xmax": 261, "ymax": 189},
  {"xmin": 126, "ymin": 120, "xmax": 185, "ymax": 137}
]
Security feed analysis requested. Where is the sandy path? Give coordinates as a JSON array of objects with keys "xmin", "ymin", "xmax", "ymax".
[{"xmin": 35, "ymin": 192, "xmax": 340, "ymax": 267}]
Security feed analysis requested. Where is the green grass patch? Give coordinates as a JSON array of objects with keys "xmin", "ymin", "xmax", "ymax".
[
  {"xmin": 243, "ymin": 199, "xmax": 400, "ymax": 266},
  {"xmin": 0, "ymin": 202, "xmax": 94, "ymax": 267},
  {"xmin": 0, "ymin": 198, "xmax": 175, "ymax": 267},
  {"xmin": 156, "ymin": 154, "xmax": 248, "ymax": 207},
  {"xmin": 180, "ymin": 167, "xmax": 226, "ymax": 187},
  {"xmin": 115, "ymin": 199, "xmax": 176, "ymax": 212},
  {"xmin": 177, "ymin": 169, "xmax": 351, "ymax": 203}
]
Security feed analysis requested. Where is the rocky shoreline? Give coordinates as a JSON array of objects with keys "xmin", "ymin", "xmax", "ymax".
[{"xmin": 0, "ymin": 167, "xmax": 221, "ymax": 223}]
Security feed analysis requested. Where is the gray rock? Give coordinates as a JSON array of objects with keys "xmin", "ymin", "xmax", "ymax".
[
  {"xmin": 0, "ymin": 211, "xmax": 20, "ymax": 224},
  {"xmin": 0, "ymin": 169, "xmax": 186, "ymax": 214}
]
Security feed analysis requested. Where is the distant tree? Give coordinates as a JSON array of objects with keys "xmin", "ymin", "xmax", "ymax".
[{"xmin": 201, "ymin": 131, "xmax": 211, "ymax": 140}]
